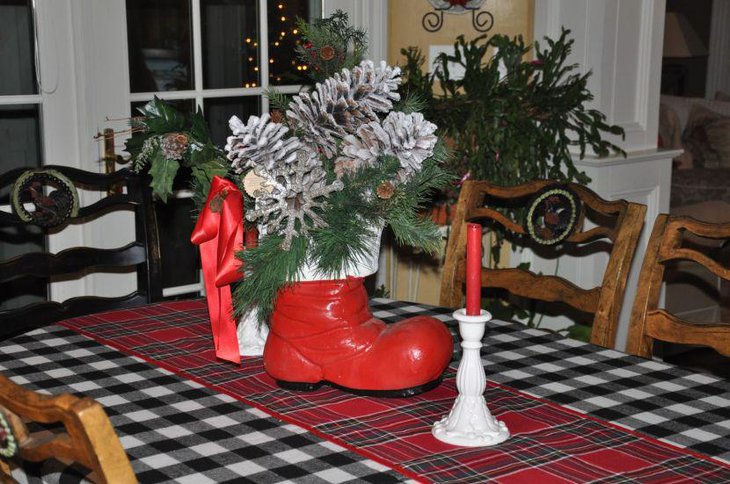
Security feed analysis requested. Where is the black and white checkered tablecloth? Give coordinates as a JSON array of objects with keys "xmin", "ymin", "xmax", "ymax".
[
  {"xmin": 1, "ymin": 327, "xmax": 405, "ymax": 483},
  {"xmin": 3, "ymin": 298, "xmax": 730, "ymax": 483}
]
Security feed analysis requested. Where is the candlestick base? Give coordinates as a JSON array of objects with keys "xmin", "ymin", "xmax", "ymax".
[{"xmin": 432, "ymin": 308, "xmax": 510, "ymax": 447}]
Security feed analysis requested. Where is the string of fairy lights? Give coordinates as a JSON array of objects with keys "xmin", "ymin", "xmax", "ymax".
[{"xmin": 242, "ymin": 1, "xmax": 309, "ymax": 88}]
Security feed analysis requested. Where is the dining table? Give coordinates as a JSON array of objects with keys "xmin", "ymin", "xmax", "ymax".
[{"xmin": 4, "ymin": 297, "xmax": 730, "ymax": 483}]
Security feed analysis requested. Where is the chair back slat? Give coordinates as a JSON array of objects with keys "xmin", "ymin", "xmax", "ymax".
[
  {"xmin": 442, "ymin": 179, "xmax": 646, "ymax": 348},
  {"xmin": 74, "ymin": 193, "xmax": 138, "ymax": 220},
  {"xmin": 0, "ymin": 293, "xmax": 149, "ymax": 334},
  {"xmin": 643, "ymin": 310, "xmax": 730, "ymax": 356},
  {"xmin": 467, "ymin": 207, "xmax": 527, "ymax": 236},
  {"xmin": 627, "ymin": 214, "xmax": 730, "ymax": 358},
  {"xmin": 661, "ymin": 248, "xmax": 730, "ymax": 280},
  {"xmin": 483, "ymin": 267, "xmax": 601, "ymax": 314},
  {"xmin": 0, "ymin": 244, "xmax": 146, "ymax": 280},
  {"xmin": 568, "ymin": 226, "xmax": 614, "ymax": 244}
]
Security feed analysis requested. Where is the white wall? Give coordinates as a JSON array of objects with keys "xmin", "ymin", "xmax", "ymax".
[{"xmin": 706, "ymin": 0, "xmax": 730, "ymax": 98}]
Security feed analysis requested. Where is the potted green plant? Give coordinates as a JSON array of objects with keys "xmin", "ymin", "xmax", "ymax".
[{"xmin": 400, "ymin": 29, "xmax": 625, "ymax": 207}]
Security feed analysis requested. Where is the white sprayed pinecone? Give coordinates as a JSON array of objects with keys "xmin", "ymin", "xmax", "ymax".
[
  {"xmin": 341, "ymin": 60, "xmax": 401, "ymax": 114},
  {"xmin": 336, "ymin": 122, "xmax": 390, "ymax": 176},
  {"xmin": 286, "ymin": 82, "xmax": 350, "ymax": 159},
  {"xmin": 132, "ymin": 136, "xmax": 160, "ymax": 172},
  {"xmin": 226, "ymin": 114, "xmax": 301, "ymax": 173},
  {"xmin": 336, "ymin": 111, "xmax": 437, "ymax": 180},
  {"xmin": 286, "ymin": 60, "xmax": 402, "ymax": 159},
  {"xmin": 246, "ymin": 150, "xmax": 343, "ymax": 250},
  {"xmin": 382, "ymin": 111, "xmax": 438, "ymax": 179}
]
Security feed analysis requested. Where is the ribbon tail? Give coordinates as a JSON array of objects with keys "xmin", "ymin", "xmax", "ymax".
[
  {"xmin": 199, "ymin": 240, "xmax": 241, "ymax": 364},
  {"xmin": 216, "ymin": 286, "xmax": 241, "ymax": 363}
]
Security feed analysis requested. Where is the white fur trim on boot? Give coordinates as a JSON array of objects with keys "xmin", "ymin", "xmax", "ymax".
[{"xmin": 237, "ymin": 307, "xmax": 269, "ymax": 357}]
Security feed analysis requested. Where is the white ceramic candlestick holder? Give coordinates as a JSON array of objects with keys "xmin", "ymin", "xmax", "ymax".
[{"xmin": 432, "ymin": 308, "xmax": 510, "ymax": 447}]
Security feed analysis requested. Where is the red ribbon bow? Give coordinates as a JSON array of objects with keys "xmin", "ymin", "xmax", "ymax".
[{"xmin": 191, "ymin": 176, "xmax": 255, "ymax": 364}]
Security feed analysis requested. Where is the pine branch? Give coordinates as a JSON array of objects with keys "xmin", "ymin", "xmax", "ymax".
[
  {"xmin": 264, "ymin": 88, "xmax": 292, "ymax": 122},
  {"xmin": 234, "ymin": 234, "xmax": 309, "ymax": 323},
  {"xmin": 294, "ymin": 10, "xmax": 367, "ymax": 81}
]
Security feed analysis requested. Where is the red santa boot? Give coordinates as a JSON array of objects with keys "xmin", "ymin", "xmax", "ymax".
[{"xmin": 263, "ymin": 277, "xmax": 453, "ymax": 397}]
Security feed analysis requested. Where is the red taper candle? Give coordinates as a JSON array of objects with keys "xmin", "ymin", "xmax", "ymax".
[{"xmin": 465, "ymin": 222, "xmax": 482, "ymax": 315}]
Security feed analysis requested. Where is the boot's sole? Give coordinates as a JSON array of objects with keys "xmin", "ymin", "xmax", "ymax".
[{"xmin": 275, "ymin": 377, "xmax": 442, "ymax": 398}]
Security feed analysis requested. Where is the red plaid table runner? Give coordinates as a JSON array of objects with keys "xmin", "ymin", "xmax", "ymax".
[{"xmin": 61, "ymin": 300, "xmax": 730, "ymax": 483}]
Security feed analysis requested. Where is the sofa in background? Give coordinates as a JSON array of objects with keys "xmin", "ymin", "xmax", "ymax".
[{"xmin": 660, "ymin": 94, "xmax": 730, "ymax": 211}]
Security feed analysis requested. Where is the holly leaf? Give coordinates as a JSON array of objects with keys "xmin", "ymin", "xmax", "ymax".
[
  {"xmin": 124, "ymin": 132, "xmax": 146, "ymax": 159},
  {"xmin": 190, "ymin": 142, "xmax": 225, "ymax": 168},
  {"xmin": 148, "ymin": 153, "xmax": 180, "ymax": 202},
  {"xmin": 190, "ymin": 106, "xmax": 211, "ymax": 142},
  {"xmin": 137, "ymin": 97, "xmax": 186, "ymax": 134},
  {"xmin": 191, "ymin": 160, "xmax": 228, "ymax": 200}
]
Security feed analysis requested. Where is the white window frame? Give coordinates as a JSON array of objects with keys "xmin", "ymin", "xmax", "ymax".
[{"xmin": 129, "ymin": 0, "xmax": 308, "ymax": 120}]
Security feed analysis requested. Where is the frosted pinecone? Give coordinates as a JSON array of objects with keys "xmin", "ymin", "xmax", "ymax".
[
  {"xmin": 336, "ymin": 111, "xmax": 437, "ymax": 181},
  {"xmin": 341, "ymin": 60, "xmax": 401, "ymax": 114},
  {"xmin": 286, "ymin": 86, "xmax": 348, "ymax": 159},
  {"xmin": 161, "ymin": 133, "xmax": 189, "ymax": 160},
  {"xmin": 246, "ymin": 150, "xmax": 343, "ymax": 250},
  {"xmin": 226, "ymin": 114, "xmax": 302, "ymax": 173},
  {"xmin": 286, "ymin": 60, "xmax": 403, "ymax": 159},
  {"xmin": 336, "ymin": 122, "xmax": 390, "ymax": 176},
  {"xmin": 382, "ymin": 111, "xmax": 438, "ymax": 180}
]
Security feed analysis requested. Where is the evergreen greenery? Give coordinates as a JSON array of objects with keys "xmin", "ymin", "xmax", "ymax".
[
  {"xmin": 239, "ymin": 150, "xmax": 450, "ymax": 323},
  {"xmin": 125, "ymin": 98, "xmax": 227, "ymax": 206},
  {"xmin": 294, "ymin": 10, "xmax": 368, "ymax": 82}
]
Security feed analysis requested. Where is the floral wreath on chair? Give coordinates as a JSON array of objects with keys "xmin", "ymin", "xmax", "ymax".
[
  {"xmin": 11, "ymin": 169, "xmax": 80, "ymax": 229},
  {"xmin": 524, "ymin": 185, "xmax": 581, "ymax": 246},
  {"xmin": 0, "ymin": 409, "xmax": 18, "ymax": 459}
]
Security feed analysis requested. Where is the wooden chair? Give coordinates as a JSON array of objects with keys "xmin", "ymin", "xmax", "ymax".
[
  {"xmin": 626, "ymin": 214, "xmax": 730, "ymax": 359},
  {"xmin": 441, "ymin": 179, "xmax": 647, "ymax": 348},
  {"xmin": 0, "ymin": 373, "xmax": 135, "ymax": 483},
  {"xmin": 0, "ymin": 166, "xmax": 163, "ymax": 338}
]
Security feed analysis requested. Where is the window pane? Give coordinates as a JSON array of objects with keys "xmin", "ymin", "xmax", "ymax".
[
  {"xmin": 269, "ymin": 0, "xmax": 319, "ymax": 86},
  {"xmin": 0, "ymin": 105, "xmax": 41, "ymax": 201},
  {"xmin": 0, "ymin": 103, "xmax": 44, "ymax": 309},
  {"xmin": 205, "ymin": 96, "xmax": 260, "ymax": 147},
  {"xmin": 201, "ymin": 0, "xmax": 259, "ymax": 89},
  {"xmin": 126, "ymin": 0, "xmax": 194, "ymax": 92},
  {"xmin": 0, "ymin": 0, "xmax": 37, "ymax": 95}
]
